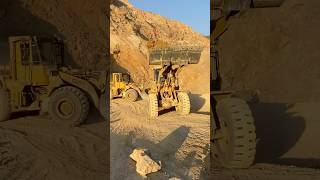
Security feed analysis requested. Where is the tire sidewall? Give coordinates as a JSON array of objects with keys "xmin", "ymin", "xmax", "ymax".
[
  {"xmin": 49, "ymin": 87, "xmax": 89, "ymax": 126},
  {"xmin": 149, "ymin": 93, "xmax": 158, "ymax": 118},
  {"xmin": 0, "ymin": 89, "xmax": 10, "ymax": 122},
  {"xmin": 125, "ymin": 89, "xmax": 138, "ymax": 102},
  {"xmin": 176, "ymin": 92, "xmax": 190, "ymax": 115},
  {"xmin": 214, "ymin": 98, "xmax": 256, "ymax": 168}
]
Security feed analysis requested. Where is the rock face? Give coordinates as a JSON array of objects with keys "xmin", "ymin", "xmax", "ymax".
[
  {"xmin": 0, "ymin": 0, "xmax": 107, "ymax": 69},
  {"xmin": 219, "ymin": 0, "xmax": 320, "ymax": 102},
  {"xmin": 129, "ymin": 148, "xmax": 161, "ymax": 177},
  {"xmin": 110, "ymin": 0, "xmax": 210, "ymax": 94}
]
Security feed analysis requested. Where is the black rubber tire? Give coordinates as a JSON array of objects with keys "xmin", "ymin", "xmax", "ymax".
[
  {"xmin": 0, "ymin": 89, "xmax": 10, "ymax": 122},
  {"xmin": 176, "ymin": 92, "xmax": 191, "ymax": 115},
  {"xmin": 213, "ymin": 98, "xmax": 256, "ymax": 168},
  {"xmin": 149, "ymin": 93, "xmax": 158, "ymax": 118},
  {"xmin": 48, "ymin": 86, "xmax": 89, "ymax": 126},
  {"xmin": 110, "ymin": 90, "xmax": 114, "ymax": 100},
  {"xmin": 100, "ymin": 91, "xmax": 107, "ymax": 119},
  {"xmin": 125, "ymin": 89, "xmax": 138, "ymax": 102}
]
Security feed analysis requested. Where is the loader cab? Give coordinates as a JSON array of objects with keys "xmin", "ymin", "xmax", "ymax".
[
  {"xmin": 9, "ymin": 36, "xmax": 64, "ymax": 86},
  {"xmin": 111, "ymin": 73, "xmax": 130, "ymax": 89},
  {"xmin": 111, "ymin": 73, "xmax": 130, "ymax": 83}
]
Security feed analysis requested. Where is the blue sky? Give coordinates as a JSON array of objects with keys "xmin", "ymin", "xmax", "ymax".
[{"xmin": 128, "ymin": 0, "xmax": 210, "ymax": 36}]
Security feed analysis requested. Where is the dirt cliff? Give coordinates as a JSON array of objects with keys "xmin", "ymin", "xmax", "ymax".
[
  {"xmin": 0, "ymin": 0, "xmax": 107, "ymax": 69},
  {"xmin": 110, "ymin": 0, "xmax": 210, "ymax": 94}
]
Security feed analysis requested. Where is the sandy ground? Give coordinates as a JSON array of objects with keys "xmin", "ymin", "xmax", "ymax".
[
  {"xmin": 0, "ymin": 112, "xmax": 107, "ymax": 180},
  {"xmin": 110, "ymin": 97, "xmax": 210, "ymax": 180},
  {"xmin": 212, "ymin": 102, "xmax": 320, "ymax": 180}
]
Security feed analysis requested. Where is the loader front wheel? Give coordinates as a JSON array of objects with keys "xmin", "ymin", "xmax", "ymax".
[
  {"xmin": 125, "ymin": 89, "xmax": 138, "ymax": 102},
  {"xmin": 0, "ymin": 89, "xmax": 11, "ymax": 122},
  {"xmin": 149, "ymin": 93, "xmax": 158, "ymax": 118},
  {"xmin": 213, "ymin": 98, "xmax": 256, "ymax": 168},
  {"xmin": 49, "ymin": 86, "xmax": 89, "ymax": 126},
  {"xmin": 110, "ymin": 90, "xmax": 114, "ymax": 100},
  {"xmin": 176, "ymin": 92, "xmax": 191, "ymax": 115}
]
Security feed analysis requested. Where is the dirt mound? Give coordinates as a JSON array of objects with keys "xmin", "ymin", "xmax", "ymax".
[
  {"xmin": 219, "ymin": 0, "xmax": 320, "ymax": 102},
  {"xmin": 0, "ymin": 0, "xmax": 107, "ymax": 69},
  {"xmin": 110, "ymin": 0, "xmax": 210, "ymax": 94}
]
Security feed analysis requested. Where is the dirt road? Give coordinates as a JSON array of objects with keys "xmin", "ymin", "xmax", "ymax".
[
  {"xmin": 110, "ymin": 98, "xmax": 210, "ymax": 180},
  {"xmin": 0, "ymin": 113, "xmax": 107, "ymax": 180},
  {"xmin": 212, "ymin": 102, "xmax": 320, "ymax": 180}
]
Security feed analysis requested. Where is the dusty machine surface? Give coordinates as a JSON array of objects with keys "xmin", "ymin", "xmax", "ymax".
[
  {"xmin": 211, "ymin": 0, "xmax": 284, "ymax": 168},
  {"xmin": 148, "ymin": 45, "xmax": 203, "ymax": 118},
  {"xmin": 0, "ymin": 36, "xmax": 107, "ymax": 125},
  {"xmin": 110, "ymin": 72, "xmax": 143, "ymax": 102}
]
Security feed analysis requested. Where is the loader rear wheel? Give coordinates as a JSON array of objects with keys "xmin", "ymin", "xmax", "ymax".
[
  {"xmin": 49, "ymin": 86, "xmax": 89, "ymax": 126},
  {"xmin": 176, "ymin": 92, "xmax": 190, "ymax": 115},
  {"xmin": 125, "ymin": 89, "xmax": 138, "ymax": 102},
  {"xmin": 0, "ymin": 89, "xmax": 11, "ymax": 122},
  {"xmin": 213, "ymin": 98, "xmax": 256, "ymax": 168},
  {"xmin": 149, "ymin": 93, "xmax": 158, "ymax": 118}
]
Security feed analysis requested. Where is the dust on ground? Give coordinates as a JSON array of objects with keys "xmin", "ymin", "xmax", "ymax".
[
  {"xmin": 110, "ymin": 98, "xmax": 210, "ymax": 180},
  {"xmin": 0, "ymin": 112, "xmax": 107, "ymax": 180}
]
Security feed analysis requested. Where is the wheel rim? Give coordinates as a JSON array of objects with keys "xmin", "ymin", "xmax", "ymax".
[
  {"xmin": 56, "ymin": 99, "xmax": 75, "ymax": 119},
  {"xmin": 215, "ymin": 119, "xmax": 232, "ymax": 163},
  {"xmin": 127, "ymin": 92, "xmax": 132, "ymax": 99}
]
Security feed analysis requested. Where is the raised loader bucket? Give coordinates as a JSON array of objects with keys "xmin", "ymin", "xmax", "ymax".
[{"xmin": 149, "ymin": 46, "xmax": 203, "ymax": 66}]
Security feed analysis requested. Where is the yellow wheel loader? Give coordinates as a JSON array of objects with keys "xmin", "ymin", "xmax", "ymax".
[
  {"xmin": 0, "ymin": 36, "xmax": 107, "ymax": 126},
  {"xmin": 110, "ymin": 72, "xmax": 144, "ymax": 102},
  {"xmin": 211, "ymin": 0, "xmax": 284, "ymax": 168},
  {"xmin": 148, "ymin": 45, "xmax": 203, "ymax": 118}
]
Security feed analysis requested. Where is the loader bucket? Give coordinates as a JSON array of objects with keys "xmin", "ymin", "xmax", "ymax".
[{"xmin": 149, "ymin": 46, "xmax": 203, "ymax": 66}]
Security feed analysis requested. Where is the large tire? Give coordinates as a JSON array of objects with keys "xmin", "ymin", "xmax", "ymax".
[
  {"xmin": 213, "ymin": 98, "xmax": 256, "ymax": 168},
  {"xmin": 125, "ymin": 89, "xmax": 138, "ymax": 102},
  {"xmin": 110, "ymin": 90, "xmax": 114, "ymax": 100},
  {"xmin": 149, "ymin": 93, "xmax": 158, "ymax": 118},
  {"xmin": 0, "ymin": 89, "xmax": 10, "ymax": 122},
  {"xmin": 176, "ymin": 92, "xmax": 191, "ymax": 115},
  {"xmin": 100, "ymin": 92, "xmax": 107, "ymax": 119},
  {"xmin": 48, "ymin": 86, "xmax": 89, "ymax": 126}
]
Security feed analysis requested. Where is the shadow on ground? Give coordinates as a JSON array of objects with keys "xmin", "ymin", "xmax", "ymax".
[
  {"xmin": 249, "ymin": 103, "xmax": 320, "ymax": 169},
  {"xmin": 111, "ymin": 125, "xmax": 209, "ymax": 179},
  {"xmin": 189, "ymin": 93, "xmax": 209, "ymax": 114}
]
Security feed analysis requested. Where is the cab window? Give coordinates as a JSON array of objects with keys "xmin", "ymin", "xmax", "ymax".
[
  {"xmin": 20, "ymin": 42, "xmax": 30, "ymax": 65},
  {"xmin": 32, "ymin": 42, "xmax": 41, "ymax": 65}
]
